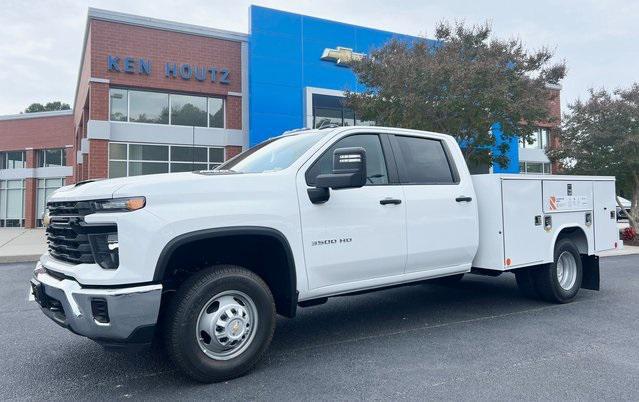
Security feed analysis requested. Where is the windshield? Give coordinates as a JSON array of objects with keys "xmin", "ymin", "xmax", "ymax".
[{"xmin": 219, "ymin": 131, "xmax": 327, "ymax": 173}]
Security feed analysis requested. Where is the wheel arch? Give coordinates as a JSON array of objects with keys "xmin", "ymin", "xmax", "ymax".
[
  {"xmin": 552, "ymin": 225, "xmax": 590, "ymax": 257},
  {"xmin": 154, "ymin": 226, "xmax": 298, "ymax": 317}
]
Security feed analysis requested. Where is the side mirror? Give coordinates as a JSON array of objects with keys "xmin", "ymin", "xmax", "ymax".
[
  {"xmin": 307, "ymin": 147, "xmax": 367, "ymax": 204},
  {"xmin": 317, "ymin": 147, "xmax": 367, "ymax": 189}
]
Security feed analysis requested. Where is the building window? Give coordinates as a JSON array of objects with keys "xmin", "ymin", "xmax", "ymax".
[
  {"xmin": 109, "ymin": 88, "xmax": 128, "ymax": 121},
  {"xmin": 0, "ymin": 151, "xmax": 26, "ymax": 170},
  {"xmin": 311, "ymin": 94, "xmax": 373, "ymax": 128},
  {"xmin": 519, "ymin": 128, "xmax": 550, "ymax": 149},
  {"xmin": 129, "ymin": 90, "xmax": 169, "ymax": 124},
  {"xmin": 208, "ymin": 98, "xmax": 224, "ymax": 128},
  {"xmin": 108, "ymin": 142, "xmax": 225, "ymax": 178},
  {"xmin": 171, "ymin": 94, "xmax": 207, "ymax": 127},
  {"xmin": 519, "ymin": 161, "xmax": 552, "ymax": 174},
  {"xmin": 37, "ymin": 148, "xmax": 66, "ymax": 167},
  {"xmin": 109, "ymin": 88, "xmax": 225, "ymax": 128},
  {"xmin": 0, "ymin": 180, "xmax": 25, "ymax": 227},
  {"xmin": 36, "ymin": 178, "xmax": 64, "ymax": 227}
]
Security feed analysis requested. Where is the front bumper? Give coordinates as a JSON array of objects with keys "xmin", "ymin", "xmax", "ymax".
[{"xmin": 31, "ymin": 262, "xmax": 162, "ymax": 344}]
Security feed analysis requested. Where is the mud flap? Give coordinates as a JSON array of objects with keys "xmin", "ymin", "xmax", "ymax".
[{"xmin": 581, "ymin": 255, "xmax": 600, "ymax": 291}]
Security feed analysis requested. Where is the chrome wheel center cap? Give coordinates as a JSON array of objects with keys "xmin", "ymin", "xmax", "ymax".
[{"xmin": 227, "ymin": 318, "xmax": 245, "ymax": 339}]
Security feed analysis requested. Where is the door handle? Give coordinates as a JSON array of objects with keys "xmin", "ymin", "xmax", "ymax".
[
  {"xmin": 455, "ymin": 196, "xmax": 473, "ymax": 202},
  {"xmin": 380, "ymin": 198, "xmax": 402, "ymax": 205}
]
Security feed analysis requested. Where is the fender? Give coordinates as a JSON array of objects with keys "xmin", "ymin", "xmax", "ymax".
[
  {"xmin": 549, "ymin": 223, "xmax": 591, "ymax": 260},
  {"xmin": 153, "ymin": 226, "xmax": 298, "ymax": 316}
]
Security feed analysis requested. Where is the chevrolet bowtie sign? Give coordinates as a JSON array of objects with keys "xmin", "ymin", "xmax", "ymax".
[{"xmin": 321, "ymin": 47, "xmax": 365, "ymax": 67}]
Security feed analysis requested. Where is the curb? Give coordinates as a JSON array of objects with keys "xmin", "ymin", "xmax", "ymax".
[{"xmin": 0, "ymin": 255, "xmax": 41, "ymax": 264}]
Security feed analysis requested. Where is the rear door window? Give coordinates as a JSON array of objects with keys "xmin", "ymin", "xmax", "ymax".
[{"xmin": 394, "ymin": 136, "xmax": 456, "ymax": 184}]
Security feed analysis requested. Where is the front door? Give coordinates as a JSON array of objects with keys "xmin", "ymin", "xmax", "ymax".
[{"xmin": 297, "ymin": 133, "xmax": 406, "ymax": 291}]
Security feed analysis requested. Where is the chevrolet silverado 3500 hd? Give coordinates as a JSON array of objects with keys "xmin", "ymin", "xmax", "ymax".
[{"xmin": 31, "ymin": 126, "xmax": 619, "ymax": 382}]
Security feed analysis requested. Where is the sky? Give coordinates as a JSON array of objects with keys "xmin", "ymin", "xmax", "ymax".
[{"xmin": 0, "ymin": 0, "xmax": 637, "ymax": 115}]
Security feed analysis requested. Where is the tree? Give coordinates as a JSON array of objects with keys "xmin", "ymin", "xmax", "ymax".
[
  {"xmin": 24, "ymin": 101, "xmax": 70, "ymax": 113},
  {"xmin": 548, "ymin": 84, "xmax": 639, "ymax": 231},
  {"xmin": 345, "ymin": 21, "xmax": 566, "ymax": 168}
]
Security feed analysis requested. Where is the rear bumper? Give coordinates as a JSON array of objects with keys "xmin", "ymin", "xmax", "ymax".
[{"xmin": 31, "ymin": 262, "xmax": 162, "ymax": 344}]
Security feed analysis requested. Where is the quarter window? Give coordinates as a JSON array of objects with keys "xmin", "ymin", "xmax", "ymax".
[
  {"xmin": 306, "ymin": 134, "xmax": 388, "ymax": 186},
  {"xmin": 394, "ymin": 136, "xmax": 455, "ymax": 184}
]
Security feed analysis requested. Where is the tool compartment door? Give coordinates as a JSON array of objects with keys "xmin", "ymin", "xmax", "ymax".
[
  {"xmin": 593, "ymin": 180, "xmax": 617, "ymax": 251},
  {"xmin": 502, "ymin": 179, "xmax": 547, "ymax": 268}
]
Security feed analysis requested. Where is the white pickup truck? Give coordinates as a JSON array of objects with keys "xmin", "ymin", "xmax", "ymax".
[{"xmin": 31, "ymin": 126, "xmax": 619, "ymax": 382}]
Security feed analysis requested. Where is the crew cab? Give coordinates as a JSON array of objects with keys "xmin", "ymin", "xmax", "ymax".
[{"xmin": 31, "ymin": 126, "xmax": 619, "ymax": 382}]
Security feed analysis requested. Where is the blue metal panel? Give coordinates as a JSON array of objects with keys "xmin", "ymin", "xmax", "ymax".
[{"xmin": 248, "ymin": 6, "xmax": 520, "ymax": 172}]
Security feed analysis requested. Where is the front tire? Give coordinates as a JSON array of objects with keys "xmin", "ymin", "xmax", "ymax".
[
  {"xmin": 533, "ymin": 239, "xmax": 583, "ymax": 303},
  {"xmin": 164, "ymin": 265, "xmax": 276, "ymax": 382}
]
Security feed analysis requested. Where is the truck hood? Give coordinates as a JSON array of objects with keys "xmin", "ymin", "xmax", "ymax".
[
  {"xmin": 50, "ymin": 177, "xmax": 136, "ymax": 201},
  {"xmin": 49, "ymin": 171, "xmax": 279, "ymax": 202}
]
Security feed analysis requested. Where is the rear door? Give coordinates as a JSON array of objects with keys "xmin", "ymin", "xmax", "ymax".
[
  {"xmin": 593, "ymin": 180, "xmax": 618, "ymax": 251},
  {"xmin": 391, "ymin": 134, "xmax": 478, "ymax": 275}
]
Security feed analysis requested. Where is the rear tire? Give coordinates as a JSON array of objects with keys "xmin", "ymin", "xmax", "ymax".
[
  {"xmin": 164, "ymin": 265, "xmax": 276, "ymax": 383},
  {"xmin": 532, "ymin": 239, "xmax": 583, "ymax": 303}
]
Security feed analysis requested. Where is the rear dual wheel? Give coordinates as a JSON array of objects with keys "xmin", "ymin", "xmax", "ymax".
[{"xmin": 515, "ymin": 238, "xmax": 583, "ymax": 303}]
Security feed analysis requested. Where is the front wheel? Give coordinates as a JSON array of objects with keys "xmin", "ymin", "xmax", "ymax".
[
  {"xmin": 533, "ymin": 239, "xmax": 583, "ymax": 303},
  {"xmin": 164, "ymin": 265, "xmax": 276, "ymax": 382}
]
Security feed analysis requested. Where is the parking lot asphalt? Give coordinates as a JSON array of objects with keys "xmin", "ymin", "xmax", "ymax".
[{"xmin": 1, "ymin": 255, "xmax": 638, "ymax": 401}]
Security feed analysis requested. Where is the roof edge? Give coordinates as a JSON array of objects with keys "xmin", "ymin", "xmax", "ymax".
[
  {"xmin": 88, "ymin": 8, "xmax": 247, "ymax": 42},
  {"xmin": 0, "ymin": 109, "xmax": 73, "ymax": 122}
]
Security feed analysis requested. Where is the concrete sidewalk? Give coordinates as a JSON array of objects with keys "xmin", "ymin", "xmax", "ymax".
[{"xmin": 0, "ymin": 229, "xmax": 46, "ymax": 263}]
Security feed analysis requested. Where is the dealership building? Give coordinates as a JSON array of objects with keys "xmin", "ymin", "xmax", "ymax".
[{"xmin": 0, "ymin": 6, "xmax": 560, "ymax": 227}]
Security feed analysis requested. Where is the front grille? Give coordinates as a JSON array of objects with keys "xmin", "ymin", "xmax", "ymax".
[{"xmin": 46, "ymin": 201, "xmax": 116, "ymax": 265}]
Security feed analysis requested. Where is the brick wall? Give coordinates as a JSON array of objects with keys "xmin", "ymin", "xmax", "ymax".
[
  {"xmin": 225, "ymin": 145, "xmax": 243, "ymax": 159},
  {"xmin": 225, "ymin": 96, "xmax": 242, "ymax": 130},
  {"xmin": 90, "ymin": 19, "xmax": 242, "ymax": 96},
  {"xmin": 88, "ymin": 139, "xmax": 109, "ymax": 179},
  {"xmin": 0, "ymin": 114, "xmax": 73, "ymax": 151}
]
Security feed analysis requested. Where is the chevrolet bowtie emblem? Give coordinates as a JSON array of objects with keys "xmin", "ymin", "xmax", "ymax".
[{"xmin": 321, "ymin": 47, "xmax": 365, "ymax": 67}]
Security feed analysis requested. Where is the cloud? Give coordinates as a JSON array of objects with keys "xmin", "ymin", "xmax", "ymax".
[{"xmin": 0, "ymin": 0, "xmax": 637, "ymax": 114}]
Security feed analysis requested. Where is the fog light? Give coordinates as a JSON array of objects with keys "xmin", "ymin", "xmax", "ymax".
[{"xmin": 88, "ymin": 233, "xmax": 119, "ymax": 269}]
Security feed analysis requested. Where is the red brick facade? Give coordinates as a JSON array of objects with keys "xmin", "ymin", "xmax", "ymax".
[
  {"xmin": 0, "ymin": 112, "xmax": 74, "ymax": 227},
  {"xmin": 73, "ymin": 14, "xmax": 246, "ymax": 183},
  {"xmin": 0, "ymin": 113, "xmax": 73, "ymax": 151}
]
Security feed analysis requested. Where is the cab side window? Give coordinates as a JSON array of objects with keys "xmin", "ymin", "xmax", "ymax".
[
  {"xmin": 306, "ymin": 134, "xmax": 389, "ymax": 186},
  {"xmin": 394, "ymin": 136, "xmax": 456, "ymax": 184}
]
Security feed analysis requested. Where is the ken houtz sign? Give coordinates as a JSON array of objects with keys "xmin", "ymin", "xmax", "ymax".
[{"xmin": 107, "ymin": 55, "xmax": 230, "ymax": 84}]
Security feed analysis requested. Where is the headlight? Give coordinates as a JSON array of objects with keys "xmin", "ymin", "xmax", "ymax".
[{"xmin": 92, "ymin": 197, "xmax": 146, "ymax": 212}]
